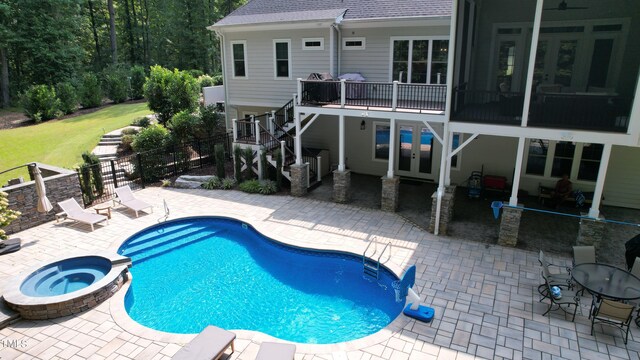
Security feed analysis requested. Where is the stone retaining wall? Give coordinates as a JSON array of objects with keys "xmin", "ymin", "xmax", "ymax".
[
  {"xmin": 3, "ymin": 163, "xmax": 83, "ymax": 235},
  {"xmin": 8, "ymin": 272, "xmax": 127, "ymax": 320}
]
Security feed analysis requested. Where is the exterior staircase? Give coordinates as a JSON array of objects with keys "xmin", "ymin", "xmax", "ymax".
[{"xmin": 92, "ymin": 133, "xmax": 122, "ymax": 161}]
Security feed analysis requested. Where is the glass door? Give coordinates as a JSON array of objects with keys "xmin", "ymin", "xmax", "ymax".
[
  {"xmin": 534, "ymin": 37, "xmax": 580, "ymax": 89},
  {"xmin": 396, "ymin": 123, "xmax": 434, "ymax": 179}
]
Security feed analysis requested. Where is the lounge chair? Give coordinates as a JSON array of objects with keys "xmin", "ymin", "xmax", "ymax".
[
  {"xmin": 172, "ymin": 325, "xmax": 235, "ymax": 360},
  {"xmin": 57, "ymin": 198, "xmax": 108, "ymax": 231},
  {"xmin": 114, "ymin": 185, "xmax": 153, "ymax": 217},
  {"xmin": 256, "ymin": 342, "xmax": 296, "ymax": 360}
]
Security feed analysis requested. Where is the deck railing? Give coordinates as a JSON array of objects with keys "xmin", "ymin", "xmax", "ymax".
[
  {"xmin": 452, "ymin": 88, "xmax": 631, "ymax": 133},
  {"xmin": 299, "ymin": 79, "xmax": 446, "ymax": 112}
]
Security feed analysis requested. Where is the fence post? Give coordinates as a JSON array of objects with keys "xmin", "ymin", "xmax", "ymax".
[
  {"xmin": 317, "ymin": 156, "xmax": 322, "ymax": 182},
  {"xmin": 136, "ymin": 153, "xmax": 145, "ymax": 189},
  {"xmin": 110, "ymin": 160, "xmax": 118, "ymax": 189},
  {"xmin": 197, "ymin": 139, "xmax": 203, "ymax": 168},
  {"xmin": 253, "ymin": 116, "xmax": 260, "ymax": 145},
  {"xmin": 296, "ymin": 80, "xmax": 302, "ymax": 105},
  {"xmin": 340, "ymin": 79, "xmax": 346, "ymax": 108},
  {"xmin": 271, "ymin": 110, "xmax": 277, "ymax": 133},
  {"xmin": 280, "ymin": 141, "xmax": 286, "ymax": 168},
  {"xmin": 173, "ymin": 147, "xmax": 178, "ymax": 176},
  {"xmin": 392, "ymin": 81, "xmax": 398, "ymax": 111}
]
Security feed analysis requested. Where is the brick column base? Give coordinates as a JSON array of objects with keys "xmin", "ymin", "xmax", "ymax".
[
  {"xmin": 498, "ymin": 204, "xmax": 523, "ymax": 247},
  {"xmin": 577, "ymin": 216, "xmax": 606, "ymax": 250},
  {"xmin": 333, "ymin": 170, "xmax": 351, "ymax": 203},
  {"xmin": 289, "ymin": 164, "xmax": 308, "ymax": 197},
  {"xmin": 381, "ymin": 176, "xmax": 400, "ymax": 212},
  {"xmin": 428, "ymin": 186, "xmax": 456, "ymax": 235}
]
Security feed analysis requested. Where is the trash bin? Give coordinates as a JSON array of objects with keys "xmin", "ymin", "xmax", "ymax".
[{"xmin": 625, "ymin": 234, "xmax": 640, "ymax": 270}]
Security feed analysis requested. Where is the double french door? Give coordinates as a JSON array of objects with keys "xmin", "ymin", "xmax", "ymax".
[{"xmin": 395, "ymin": 123, "xmax": 434, "ymax": 179}]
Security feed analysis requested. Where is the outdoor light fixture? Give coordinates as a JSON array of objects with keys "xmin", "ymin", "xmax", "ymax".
[{"xmin": 360, "ymin": 120, "xmax": 366, "ymax": 130}]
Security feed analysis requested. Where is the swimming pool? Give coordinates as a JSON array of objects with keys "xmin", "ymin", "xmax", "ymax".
[{"xmin": 118, "ymin": 217, "xmax": 403, "ymax": 344}]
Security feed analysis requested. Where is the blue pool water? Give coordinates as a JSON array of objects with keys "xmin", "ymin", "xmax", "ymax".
[
  {"xmin": 20, "ymin": 256, "xmax": 111, "ymax": 297},
  {"xmin": 118, "ymin": 217, "xmax": 403, "ymax": 344}
]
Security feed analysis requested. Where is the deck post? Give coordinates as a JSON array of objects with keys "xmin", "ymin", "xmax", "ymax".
[
  {"xmin": 520, "ymin": 0, "xmax": 545, "ymax": 127},
  {"xmin": 316, "ymin": 156, "xmax": 322, "ymax": 182},
  {"xmin": 509, "ymin": 137, "xmax": 526, "ymax": 206},
  {"xmin": 295, "ymin": 112, "xmax": 302, "ymax": 165},
  {"xmin": 270, "ymin": 110, "xmax": 276, "ymax": 134},
  {"xmin": 280, "ymin": 141, "xmax": 286, "ymax": 167},
  {"xmin": 338, "ymin": 114, "xmax": 345, "ymax": 171},
  {"xmin": 387, "ymin": 118, "xmax": 396, "ymax": 178},
  {"xmin": 587, "ymin": 143, "xmax": 612, "ymax": 219},
  {"xmin": 253, "ymin": 115, "xmax": 260, "ymax": 145},
  {"xmin": 296, "ymin": 82, "xmax": 302, "ymax": 105},
  {"xmin": 392, "ymin": 81, "xmax": 398, "ymax": 111},
  {"xmin": 232, "ymin": 119, "xmax": 237, "ymax": 142},
  {"xmin": 340, "ymin": 79, "xmax": 346, "ymax": 108}
]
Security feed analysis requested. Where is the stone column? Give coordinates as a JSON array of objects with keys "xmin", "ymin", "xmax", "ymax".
[
  {"xmin": 333, "ymin": 170, "xmax": 351, "ymax": 203},
  {"xmin": 381, "ymin": 176, "xmax": 400, "ymax": 212},
  {"xmin": 289, "ymin": 164, "xmax": 308, "ymax": 197},
  {"xmin": 498, "ymin": 204, "xmax": 523, "ymax": 247},
  {"xmin": 577, "ymin": 216, "xmax": 606, "ymax": 250},
  {"xmin": 428, "ymin": 187, "xmax": 456, "ymax": 235}
]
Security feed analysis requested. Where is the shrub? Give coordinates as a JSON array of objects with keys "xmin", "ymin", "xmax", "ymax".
[
  {"xmin": 239, "ymin": 179, "xmax": 261, "ymax": 193},
  {"xmin": 221, "ymin": 177, "xmax": 236, "ymax": 189},
  {"xmin": 144, "ymin": 66, "xmax": 199, "ymax": 125},
  {"xmin": 160, "ymin": 179, "xmax": 172, "ymax": 187},
  {"xmin": 55, "ymin": 82, "xmax": 78, "ymax": 115},
  {"xmin": 197, "ymin": 75, "xmax": 215, "ymax": 90},
  {"xmin": 169, "ymin": 111, "xmax": 199, "ymax": 144},
  {"xmin": 202, "ymin": 176, "xmax": 222, "ymax": 190},
  {"xmin": 214, "ymin": 144, "xmax": 225, "ymax": 178},
  {"xmin": 233, "ymin": 145, "xmax": 243, "ymax": 183},
  {"xmin": 0, "ymin": 191, "xmax": 21, "ymax": 241},
  {"xmin": 21, "ymin": 85, "xmax": 61, "ymax": 122},
  {"xmin": 187, "ymin": 69, "xmax": 204, "ymax": 78},
  {"xmin": 121, "ymin": 128, "xmax": 139, "ymax": 135},
  {"xmin": 132, "ymin": 125, "xmax": 170, "ymax": 152},
  {"xmin": 131, "ymin": 116, "xmax": 151, "ymax": 128},
  {"xmin": 243, "ymin": 148, "xmax": 255, "ymax": 180},
  {"xmin": 131, "ymin": 125, "xmax": 171, "ymax": 182},
  {"xmin": 130, "ymin": 65, "xmax": 146, "ymax": 99},
  {"xmin": 78, "ymin": 164, "xmax": 94, "ymax": 204},
  {"xmin": 120, "ymin": 134, "xmax": 135, "ymax": 153},
  {"xmin": 275, "ymin": 149, "xmax": 283, "ymax": 190},
  {"xmin": 79, "ymin": 73, "xmax": 103, "ymax": 108},
  {"xmin": 102, "ymin": 64, "xmax": 129, "ymax": 103},
  {"xmin": 198, "ymin": 104, "xmax": 226, "ymax": 138},
  {"xmin": 211, "ymin": 74, "xmax": 223, "ymax": 85},
  {"xmin": 81, "ymin": 152, "xmax": 104, "ymax": 197},
  {"xmin": 260, "ymin": 151, "xmax": 268, "ymax": 180},
  {"xmin": 259, "ymin": 180, "xmax": 278, "ymax": 195}
]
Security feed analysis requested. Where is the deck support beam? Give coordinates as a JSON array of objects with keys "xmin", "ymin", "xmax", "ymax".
[
  {"xmin": 509, "ymin": 137, "xmax": 526, "ymax": 206},
  {"xmin": 588, "ymin": 143, "xmax": 612, "ymax": 219},
  {"xmin": 387, "ymin": 118, "xmax": 396, "ymax": 178},
  {"xmin": 338, "ymin": 114, "xmax": 345, "ymax": 171},
  {"xmin": 295, "ymin": 111, "xmax": 302, "ymax": 165}
]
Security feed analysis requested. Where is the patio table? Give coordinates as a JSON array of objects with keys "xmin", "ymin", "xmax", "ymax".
[{"xmin": 571, "ymin": 263, "xmax": 640, "ymax": 300}]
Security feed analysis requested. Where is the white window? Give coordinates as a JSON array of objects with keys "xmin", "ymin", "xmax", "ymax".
[
  {"xmin": 302, "ymin": 38, "xmax": 324, "ymax": 50},
  {"xmin": 273, "ymin": 39, "xmax": 291, "ymax": 79},
  {"xmin": 373, "ymin": 122, "xmax": 391, "ymax": 161},
  {"xmin": 390, "ymin": 37, "xmax": 449, "ymax": 84},
  {"xmin": 524, "ymin": 140, "xmax": 603, "ymax": 182},
  {"xmin": 343, "ymin": 37, "xmax": 366, "ymax": 50},
  {"xmin": 231, "ymin": 41, "xmax": 247, "ymax": 78}
]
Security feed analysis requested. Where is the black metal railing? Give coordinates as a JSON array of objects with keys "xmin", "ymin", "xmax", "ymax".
[
  {"xmin": 78, "ymin": 133, "xmax": 233, "ymax": 206},
  {"xmin": 302, "ymin": 154, "xmax": 319, "ymax": 184},
  {"xmin": 274, "ymin": 98, "xmax": 294, "ymax": 128},
  {"xmin": 451, "ymin": 89, "xmax": 523, "ymax": 125},
  {"xmin": 300, "ymin": 80, "xmax": 447, "ymax": 112}
]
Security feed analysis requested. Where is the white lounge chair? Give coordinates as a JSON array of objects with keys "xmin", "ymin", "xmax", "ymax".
[
  {"xmin": 172, "ymin": 325, "xmax": 235, "ymax": 360},
  {"xmin": 114, "ymin": 185, "xmax": 153, "ymax": 217},
  {"xmin": 57, "ymin": 198, "xmax": 108, "ymax": 231}
]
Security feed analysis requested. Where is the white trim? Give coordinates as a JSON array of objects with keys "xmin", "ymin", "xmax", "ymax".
[
  {"xmin": 230, "ymin": 40, "xmax": 248, "ymax": 79},
  {"xmin": 342, "ymin": 37, "xmax": 366, "ymax": 50},
  {"xmin": 302, "ymin": 37, "xmax": 325, "ymax": 51},
  {"xmin": 273, "ymin": 39, "xmax": 292, "ymax": 80},
  {"xmin": 372, "ymin": 121, "xmax": 391, "ymax": 163},
  {"xmin": 388, "ymin": 36, "xmax": 450, "ymax": 83}
]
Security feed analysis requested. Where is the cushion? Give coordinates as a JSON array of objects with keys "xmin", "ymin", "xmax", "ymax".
[{"xmin": 172, "ymin": 325, "xmax": 235, "ymax": 360}]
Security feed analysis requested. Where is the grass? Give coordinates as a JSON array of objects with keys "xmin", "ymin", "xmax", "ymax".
[{"xmin": 0, "ymin": 102, "xmax": 151, "ymax": 185}]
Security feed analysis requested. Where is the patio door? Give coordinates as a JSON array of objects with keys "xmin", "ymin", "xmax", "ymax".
[
  {"xmin": 396, "ymin": 123, "xmax": 434, "ymax": 179},
  {"xmin": 533, "ymin": 36, "xmax": 581, "ymax": 88}
]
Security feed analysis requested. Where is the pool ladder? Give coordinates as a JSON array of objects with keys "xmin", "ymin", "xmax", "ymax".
[{"xmin": 362, "ymin": 238, "xmax": 391, "ymax": 279}]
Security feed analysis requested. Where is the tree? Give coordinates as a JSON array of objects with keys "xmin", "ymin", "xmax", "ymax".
[
  {"xmin": 0, "ymin": 3, "xmax": 12, "ymax": 107},
  {"xmin": 107, "ymin": 0, "xmax": 117, "ymax": 63},
  {"xmin": 143, "ymin": 65, "xmax": 198, "ymax": 125}
]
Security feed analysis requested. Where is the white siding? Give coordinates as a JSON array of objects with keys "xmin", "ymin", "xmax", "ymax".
[
  {"xmin": 603, "ymin": 146, "xmax": 640, "ymax": 209},
  {"xmin": 224, "ymin": 29, "xmax": 332, "ymax": 106}
]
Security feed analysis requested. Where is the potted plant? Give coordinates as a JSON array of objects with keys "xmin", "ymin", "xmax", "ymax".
[{"xmin": 0, "ymin": 191, "xmax": 21, "ymax": 255}]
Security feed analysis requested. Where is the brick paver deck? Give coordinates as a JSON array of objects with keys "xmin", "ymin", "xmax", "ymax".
[{"xmin": 1, "ymin": 187, "xmax": 638, "ymax": 359}]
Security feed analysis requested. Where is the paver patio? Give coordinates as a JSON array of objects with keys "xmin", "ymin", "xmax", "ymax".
[{"xmin": 0, "ymin": 187, "xmax": 638, "ymax": 359}]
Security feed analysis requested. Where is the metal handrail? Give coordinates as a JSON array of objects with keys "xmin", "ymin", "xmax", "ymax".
[
  {"xmin": 377, "ymin": 242, "xmax": 391, "ymax": 265},
  {"xmin": 362, "ymin": 238, "xmax": 377, "ymax": 265}
]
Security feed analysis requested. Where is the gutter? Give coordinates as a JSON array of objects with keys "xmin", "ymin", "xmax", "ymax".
[{"xmin": 331, "ymin": 23, "xmax": 342, "ymax": 76}]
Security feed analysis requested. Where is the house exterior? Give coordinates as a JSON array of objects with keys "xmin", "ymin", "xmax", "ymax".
[{"xmin": 209, "ymin": 0, "xmax": 640, "ymax": 238}]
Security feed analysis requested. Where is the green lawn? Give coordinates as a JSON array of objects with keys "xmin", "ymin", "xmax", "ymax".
[{"xmin": 0, "ymin": 102, "xmax": 151, "ymax": 185}]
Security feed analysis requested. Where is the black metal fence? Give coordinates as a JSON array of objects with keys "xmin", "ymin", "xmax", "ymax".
[{"xmin": 78, "ymin": 133, "xmax": 233, "ymax": 206}]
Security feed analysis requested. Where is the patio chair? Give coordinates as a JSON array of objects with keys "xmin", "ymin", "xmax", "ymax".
[
  {"xmin": 538, "ymin": 250, "xmax": 573, "ymax": 301},
  {"xmin": 541, "ymin": 271, "xmax": 580, "ymax": 322},
  {"xmin": 57, "ymin": 198, "xmax": 109, "ymax": 231},
  {"xmin": 171, "ymin": 325, "xmax": 235, "ymax": 360},
  {"xmin": 256, "ymin": 342, "xmax": 296, "ymax": 360},
  {"xmin": 114, "ymin": 185, "xmax": 153, "ymax": 217},
  {"xmin": 630, "ymin": 257, "xmax": 640, "ymax": 278},
  {"xmin": 590, "ymin": 297, "xmax": 635, "ymax": 344},
  {"xmin": 573, "ymin": 245, "xmax": 596, "ymax": 265}
]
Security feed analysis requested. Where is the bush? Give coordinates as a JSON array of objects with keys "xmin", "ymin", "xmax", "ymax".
[
  {"xmin": 21, "ymin": 85, "xmax": 61, "ymax": 122},
  {"xmin": 121, "ymin": 128, "xmax": 139, "ymax": 135},
  {"xmin": 239, "ymin": 179, "xmax": 261, "ymax": 193},
  {"xmin": 215, "ymin": 144, "xmax": 225, "ymax": 178},
  {"xmin": 202, "ymin": 176, "xmax": 222, "ymax": 190},
  {"xmin": 275, "ymin": 149, "xmax": 283, "ymax": 190},
  {"xmin": 120, "ymin": 134, "xmax": 135, "ymax": 153},
  {"xmin": 81, "ymin": 152, "xmax": 104, "ymax": 197},
  {"xmin": 197, "ymin": 75, "xmax": 215, "ymax": 90},
  {"xmin": 169, "ymin": 111, "xmax": 199, "ymax": 144},
  {"xmin": 131, "ymin": 116, "xmax": 151, "ymax": 128},
  {"xmin": 211, "ymin": 74, "xmax": 223, "ymax": 85},
  {"xmin": 132, "ymin": 125, "xmax": 170, "ymax": 152},
  {"xmin": 198, "ymin": 104, "xmax": 226, "ymax": 138},
  {"xmin": 102, "ymin": 64, "xmax": 130, "ymax": 103},
  {"xmin": 259, "ymin": 180, "xmax": 278, "ymax": 195},
  {"xmin": 243, "ymin": 148, "xmax": 255, "ymax": 180},
  {"xmin": 221, "ymin": 177, "xmax": 236, "ymax": 189},
  {"xmin": 0, "ymin": 191, "xmax": 21, "ymax": 241},
  {"xmin": 187, "ymin": 69, "xmax": 204, "ymax": 78},
  {"xmin": 260, "ymin": 150, "xmax": 268, "ymax": 180},
  {"xmin": 144, "ymin": 66, "xmax": 199, "ymax": 125},
  {"xmin": 79, "ymin": 72, "xmax": 103, "ymax": 108},
  {"xmin": 130, "ymin": 65, "xmax": 146, "ymax": 99},
  {"xmin": 234, "ymin": 145, "xmax": 243, "ymax": 183},
  {"xmin": 55, "ymin": 82, "xmax": 78, "ymax": 115}
]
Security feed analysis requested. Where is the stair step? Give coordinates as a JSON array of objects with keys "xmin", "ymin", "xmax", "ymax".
[
  {"xmin": 102, "ymin": 134, "xmax": 122, "ymax": 139},
  {"xmin": 99, "ymin": 140, "xmax": 121, "ymax": 145},
  {"xmin": 130, "ymin": 229, "xmax": 223, "ymax": 264}
]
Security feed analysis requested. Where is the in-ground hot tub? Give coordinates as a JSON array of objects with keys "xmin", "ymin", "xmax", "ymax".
[{"xmin": 4, "ymin": 252, "xmax": 131, "ymax": 319}]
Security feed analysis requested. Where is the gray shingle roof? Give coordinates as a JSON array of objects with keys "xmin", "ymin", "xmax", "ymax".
[{"xmin": 213, "ymin": 0, "xmax": 451, "ymax": 27}]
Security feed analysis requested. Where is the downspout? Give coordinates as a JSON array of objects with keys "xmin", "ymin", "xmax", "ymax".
[
  {"xmin": 329, "ymin": 26, "xmax": 335, "ymax": 75},
  {"xmin": 434, "ymin": 0, "xmax": 459, "ymax": 236},
  {"xmin": 214, "ymin": 29, "xmax": 231, "ymax": 130},
  {"xmin": 332, "ymin": 23, "xmax": 341, "ymax": 75}
]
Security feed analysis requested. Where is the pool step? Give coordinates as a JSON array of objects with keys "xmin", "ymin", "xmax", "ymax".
[
  {"xmin": 0, "ymin": 297, "xmax": 20, "ymax": 329},
  {"xmin": 363, "ymin": 262, "xmax": 379, "ymax": 279},
  {"xmin": 121, "ymin": 222, "xmax": 197, "ymax": 249},
  {"xmin": 122, "ymin": 225, "xmax": 218, "ymax": 256},
  {"xmin": 132, "ymin": 230, "xmax": 225, "ymax": 264}
]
